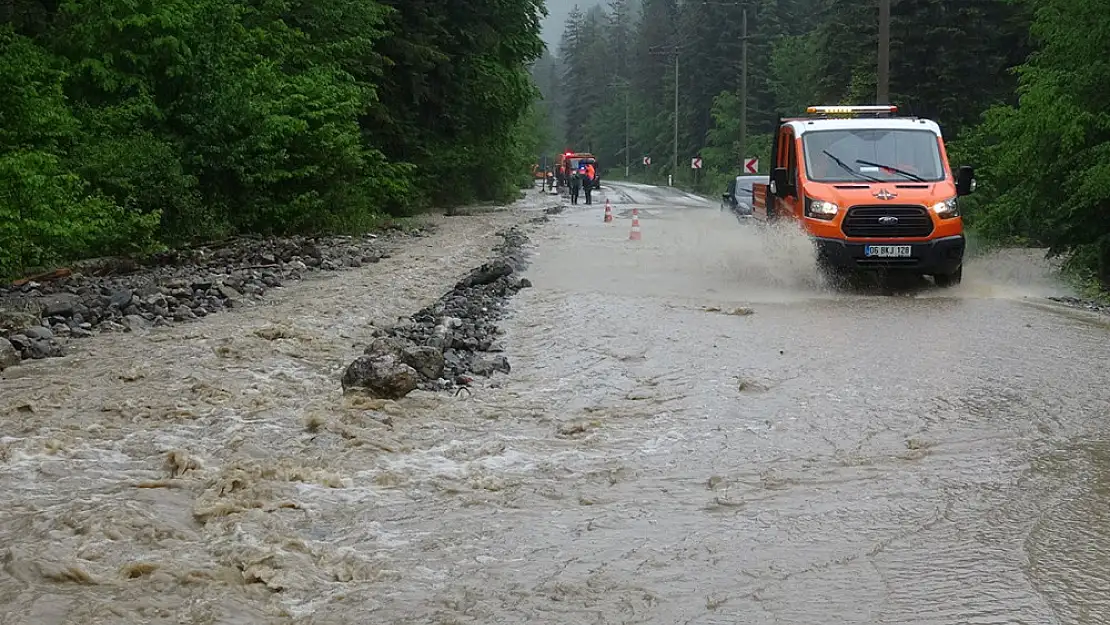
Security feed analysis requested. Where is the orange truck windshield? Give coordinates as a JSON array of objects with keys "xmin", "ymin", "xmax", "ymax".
[{"xmin": 801, "ymin": 128, "xmax": 945, "ymax": 183}]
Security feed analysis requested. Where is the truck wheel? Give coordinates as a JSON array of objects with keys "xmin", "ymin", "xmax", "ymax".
[{"xmin": 933, "ymin": 266, "xmax": 963, "ymax": 288}]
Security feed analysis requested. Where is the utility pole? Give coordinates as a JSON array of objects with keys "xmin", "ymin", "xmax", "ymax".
[
  {"xmin": 609, "ymin": 79, "xmax": 632, "ymax": 179},
  {"xmin": 673, "ymin": 53, "xmax": 679, "ymax": 182},
  {"xmin": 877, "ymin": 0, "xmax": 890, "ymax": 104},
  {"xmin": 625, "ymin": 89, "xmax": 630, "ymax": 178},
  {"xmin": 739, "ymin": 7, "xmax": 748, "ymax": 171}
]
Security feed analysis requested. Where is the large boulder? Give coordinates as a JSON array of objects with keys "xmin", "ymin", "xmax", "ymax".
[
  {"xmin": 455, "ymin": 260, "xmax": 514, "ymax": 289},
  {"xmin": 40, "ymin": 293, "xmax": 82, "ymax": 317},
  {"xmin": 364, "ymin": 337, "xmax": 445, "ymax": 380},
  {"xmin": 0, "ymin": 338, "xmax": 20, "ymax": 371},
  {"xmin": 341, "ymin": 354, "xmax": 419, "ymax": 399}
]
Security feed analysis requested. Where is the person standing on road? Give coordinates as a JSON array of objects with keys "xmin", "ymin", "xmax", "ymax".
[
  {"xmin": 581, "ymin": 163, "xmax": 595, "ymax": 205},
  {"xmin": 569, "ymin": 168, "xmax": 581, "ymax": 204}
]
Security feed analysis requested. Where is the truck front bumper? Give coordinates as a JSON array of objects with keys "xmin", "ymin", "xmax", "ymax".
[{"xmin": 813, "ymin": 235, "xmax": 965, "ymax": 275}]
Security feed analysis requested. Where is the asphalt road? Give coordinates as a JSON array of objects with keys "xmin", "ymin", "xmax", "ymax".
[{"xmin": 450, "ymin": 180, "xmax": 1110, "ymax": 624}]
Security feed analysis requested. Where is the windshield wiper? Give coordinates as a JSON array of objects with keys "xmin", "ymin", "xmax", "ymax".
[
  {"xmin": 822, "ymin": 150, "xmax": 881, "ymax": 182},
  {"xmin": 855, "ymin": 159, "xmax": 927, "ymax": 182}
]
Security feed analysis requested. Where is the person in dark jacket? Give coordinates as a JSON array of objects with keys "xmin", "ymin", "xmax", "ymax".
[
  {"xmin": 581, "ymin": 163, "xmax": 595, "ymax": 204},
  {"xmin": 568, "ymin": 169, "xmax": 582, "ymax": 204}
]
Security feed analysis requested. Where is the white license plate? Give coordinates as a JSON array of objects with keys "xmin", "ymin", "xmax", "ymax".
[{"xmin": 864, "ymin": 245, "xmax": 912, "ymax": 258}]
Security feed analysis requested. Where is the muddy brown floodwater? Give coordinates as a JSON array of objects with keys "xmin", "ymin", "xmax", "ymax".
[{"xmin": 3, "ymin": 182, "xmax": 1110, "ymax": 625}]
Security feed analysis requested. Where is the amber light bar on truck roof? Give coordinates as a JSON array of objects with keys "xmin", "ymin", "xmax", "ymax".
[{"xmin": 805, "ymin": 105, "xmax": 899, "ymax": 118}]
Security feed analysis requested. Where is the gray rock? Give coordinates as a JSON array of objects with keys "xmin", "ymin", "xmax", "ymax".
[
  {"xmin": 27, "ymin": 339, "xmax": 63, "ymax": 359},
  {"xmin": 109, "ymin": 289, "xmax": 133, "ymax": 309},
  {"xmin": 470, "ymin": 355, "xmax": 511, "ymax": 377},
  {"xmin": 0, "ymin": 338, "xmax": 20, "ymax": 370},
  {"xmin": 363, "ymin": 337, "xmax": 445, "ymax": 380},
  {"xmin": 427, "ymin": 324, "xmax": 449, "ymax": 349},
  {"xmin": 7, "ymin": 334, "xmax": 29, "ymax": 350},
  {"xmin": 402, "ymin": 345, "xmax": 446, "ymax": 380},
  {"xmin": 363, "ymin": 336, "xmax": 411, "ymax": 359},
  {"xmin": 22, "ymin": 326, "xmax": 53, "ymax": 341},
  {"xmin": 456, "ymin": 260, "xmax": 514, "ymax": 288},
  {"xmin": 123, "ymin": 314, "xmax": 152, "ymax": 331},
  {"xmin": 341, "ymin": 354, "xmax": 419, "ymax": 399},
  {"xmin": 218, "ymin": 284, "xmax": 242, "ymax": 300},
  {"xmin": 41, "ymin": 293, "xmax": 81, "ymax": 317}
]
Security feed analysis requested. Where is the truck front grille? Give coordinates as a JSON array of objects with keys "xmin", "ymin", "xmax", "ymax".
[{"xmin": 841, "ymin": 205, "xmax": 934, "ymax": 238}]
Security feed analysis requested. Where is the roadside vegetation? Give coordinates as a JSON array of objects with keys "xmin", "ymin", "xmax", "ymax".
[
  {"xmin": 541, "ymin": 0, "xmax": 1110, "ymax": 291},
  {"xmin": 0, "ymin": 0, "xmax": 547, "ymax": 278}
]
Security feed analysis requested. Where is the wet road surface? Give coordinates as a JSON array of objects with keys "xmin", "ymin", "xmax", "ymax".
[{"xmin": 3, "ymin": 182, "xmax": 1110, "ymax": 624}]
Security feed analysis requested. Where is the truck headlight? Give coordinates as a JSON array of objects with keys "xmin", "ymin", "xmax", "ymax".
[
  {"xmin": 806, "ymin": 198, "xmax": 839, "ymax": 220},
  {"xmin": 932, "ymin": 196, "xmax": 959, "ymax": 218}
]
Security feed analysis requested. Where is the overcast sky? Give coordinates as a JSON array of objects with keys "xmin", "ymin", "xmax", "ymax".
[{"xmin": 540, "ymin": 0, "xmax": 600, "ymax": 51}]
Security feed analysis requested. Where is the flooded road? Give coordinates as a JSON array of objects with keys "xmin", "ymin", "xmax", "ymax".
[{"xmin": 3, "ymin": 182, "xmax": 1110, "ymax": 624}]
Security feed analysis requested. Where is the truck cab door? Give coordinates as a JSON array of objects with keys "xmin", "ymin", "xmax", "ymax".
[{"xmin": 773, "ymin": 129, "xmax": 799, "ymax": 219}]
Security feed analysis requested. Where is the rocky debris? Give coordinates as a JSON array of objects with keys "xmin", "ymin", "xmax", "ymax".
[
  {"xmin": 702, "ymin": 305, "xmax": 755, "ymax": 316},
  {"xmin": 1048, "ymin": 295, "xmax": 1110, "ymax": 314},
  {"xmin": 341, "ymin": 226, "xmax": 534, "ymax": 397},
  {"xmin": 0, "ymin": 228, "xmax": 429, "ymax": 371},
  {"xmin": 5, "ymin": 329, "xmax": 65, "ymax": 362}
]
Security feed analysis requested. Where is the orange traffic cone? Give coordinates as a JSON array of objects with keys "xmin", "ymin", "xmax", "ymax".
[
  {"xmin": 604, "ymin": 199, "xmax": 613, "ymax": 223},
  {"xmin": 629, "ymin": 208, "xmax": 642, "ymax": 241}
]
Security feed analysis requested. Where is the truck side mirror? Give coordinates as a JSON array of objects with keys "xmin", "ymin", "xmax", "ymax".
[
  {"xmin": 771, "ymin": 167, "xmax": 791, "ymax": 198},
  {"xmin": 955, "ymin": 165, "xmax": 975, "ymax": 196}
]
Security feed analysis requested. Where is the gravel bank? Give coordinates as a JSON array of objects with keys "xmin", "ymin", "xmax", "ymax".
[
  {"xmin": 339, "ymin": 222, "xmax": 541, "ymax": 397},
  {"xmin": 0, "ymin": 227, "xmax": 428, "ymax": 370}
]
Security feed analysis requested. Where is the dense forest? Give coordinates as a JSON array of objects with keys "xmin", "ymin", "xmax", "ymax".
[
  {"xmin": 538, "ymin": 0, "xmax": 1110, "ymax": 288},
  {"xmin": 1, "ymin": 0, "xmax": 546, "ymax": 276}
]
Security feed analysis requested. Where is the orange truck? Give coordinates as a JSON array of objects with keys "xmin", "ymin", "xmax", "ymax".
[
  {"xmin": 751, "ymin": 105, "xmax": 976, "ymax": 287},
  {"xmin": 559, "ymin": 151, "xmax": 601, "ymax": 190}
]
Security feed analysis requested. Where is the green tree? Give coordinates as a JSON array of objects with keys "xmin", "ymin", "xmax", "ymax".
[
  {"xmin": 958, "ymin": 0, "xmax": 1110, "ymax": 286},
  {"xmin": 0, "ymin": 0, "xmax": 550, "ymax": 278}
]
